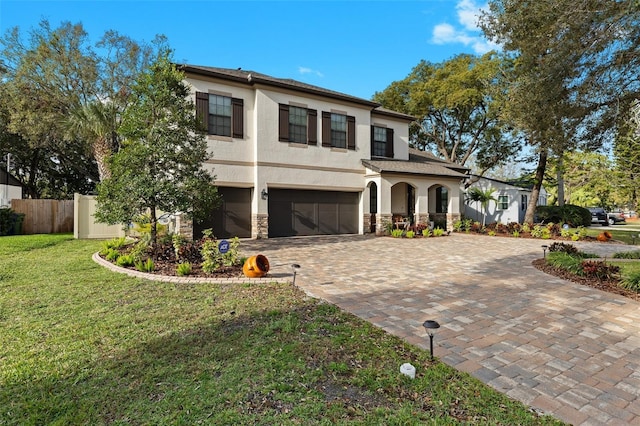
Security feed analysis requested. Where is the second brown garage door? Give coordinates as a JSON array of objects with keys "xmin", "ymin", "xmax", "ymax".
[{"xmin": 268, "ymin": 189, "xmax": 359, "ymax": 237}]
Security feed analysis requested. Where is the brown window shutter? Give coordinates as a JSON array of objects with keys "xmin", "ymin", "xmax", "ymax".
[
  {"xmin": 195, "ymin": 92, "xmax": 209, "ymax": 133},
  {"xmin": 279, "ymin": 104, "xmax": 289, "ymax": 142},
  {"xmin": 321, "ymin": 111, "xmax": 331, "ymax": 147},
  {"xmin": 232, "ymin": 98, "xmax": 243, "ymax": 138},
  {"xmin": 308, "ymin": 109, "xmax": 317, "ymax": 145},
  {"xmin": 370, "ymin": 126, "xmax": 375, "ymax": 155},
  {"xmin": 386, "ymin": 128, "xmax": 394, "ymax": 158},
  {"xmin": 347, "ymin": 115, "xmax": 356, "ymax": 150}
]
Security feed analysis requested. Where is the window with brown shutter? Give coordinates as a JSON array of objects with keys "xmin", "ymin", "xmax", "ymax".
[
  {"xmin": 347, "ymin": 115, "xmax": 355, "ymax": 150},
  {"xmin": 385, "ymin": 128, "xmax": 394, "ymax": 158},
  {"xmin": 308, "ymin": 109, "xmax": 317, "ymax": 145},
  {"xmin": 195, "ymin": 92, "xmax": 244, "ymax": 138},
  {"xmin": 279, "ymin": 104, "xmax": 290, "ymax": 142},
  {"xmin": 371, "ymin": 126, "xmax": 394, "ymax": 158},
  {"xmin": 232, "ymin": 98, "xmax": 243, "ymax": 138}
]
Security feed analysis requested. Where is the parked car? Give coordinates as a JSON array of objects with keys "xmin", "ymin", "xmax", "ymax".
[
  {"xmin": 587, "ymin": 207, "xmax": 607, "ymax": 226},
  {"xmin": 607, "ymin": 210, "xmax": 626, "ymax": 225}
]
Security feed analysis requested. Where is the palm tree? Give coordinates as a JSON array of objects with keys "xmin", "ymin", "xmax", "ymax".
[
  {"xmin": 66, "ymin": 101, "xmax": 119, "ymax": 181},
  {"xmin": 467, "ymin": 187, "xmax": 497, "ymax": 226}
]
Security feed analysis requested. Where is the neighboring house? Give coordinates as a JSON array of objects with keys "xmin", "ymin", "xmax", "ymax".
[
  {"xmin": 0, "ymin": 166, "xmax": 23, "ymax": 208},
  {"xmin": 463, "ymin": 175, "xmax": 548, "ymax": 225},
  {"xmin": 179, "ymin": 65, "xmax": 470, "ymax": 239}
]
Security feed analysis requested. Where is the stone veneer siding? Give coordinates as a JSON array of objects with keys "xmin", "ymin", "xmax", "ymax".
[
  {"xmin": 376, "ymin": 213, "xmax": 393, "ymax": 236},
  {"xmin": 252, "ymin": 214, "xmax": 268, "ymax": 239}
]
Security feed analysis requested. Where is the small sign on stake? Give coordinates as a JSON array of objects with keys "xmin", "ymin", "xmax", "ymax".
[{"xmin": 218, "ymin": 239, "xmax": 230, "ymax": 254}]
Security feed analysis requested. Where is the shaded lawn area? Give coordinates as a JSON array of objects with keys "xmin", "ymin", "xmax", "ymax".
[{"xmin": 0, "ymin": 234, "xmax": 563, "ymax": 425}]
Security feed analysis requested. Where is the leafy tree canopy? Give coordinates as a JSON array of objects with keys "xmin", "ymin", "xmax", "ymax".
[
  {"xmin": 373, "ymin": 52, "xmax": 521, "ymax": 177},
  {"xmin": 95, "ymin": 49, "xmax": 219, "ymax": 247}
]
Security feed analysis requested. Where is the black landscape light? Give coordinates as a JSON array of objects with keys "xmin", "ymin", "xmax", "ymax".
[
  {"xmin": 290, "ymin": 263, "xmax": 300, "ymax": 285},
  {"xmin": 422, "ymin": 320, "xmax": 441, "ymax": 361},
  {"xmin": 541, "ymin": 245, "xmax": 549, "ymax": 259}
]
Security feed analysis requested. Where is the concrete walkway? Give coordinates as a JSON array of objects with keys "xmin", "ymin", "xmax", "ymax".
[{"xmin": 243, "ymin": 234, "xmax": 640, "ymax": 425}]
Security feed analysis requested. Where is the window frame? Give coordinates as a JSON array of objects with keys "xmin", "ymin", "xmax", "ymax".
[
  {"xmin": 195, "ymin": 92, "xmax": 243, "ymax": 138},
  {"xmin": 371, "ymin": 125, "xmax": 394, "ymax": 158},
  {"xmin": 498, "ymin": 195, "xmax": 509, "ymax": 210},
  {"xmin": 278, "ymin": 104, "xmax": 317, "ymax": 145},
  {"xmin": 322, "ymin": 111, "xmax": 356, "ymax": 150}
]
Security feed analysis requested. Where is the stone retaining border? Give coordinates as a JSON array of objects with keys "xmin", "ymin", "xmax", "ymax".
[{"xmin": 92, "ymin": 252, "xmax": 291, "ymax": 284}]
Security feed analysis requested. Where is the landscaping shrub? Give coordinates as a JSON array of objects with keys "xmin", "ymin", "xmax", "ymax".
[
  {"xmin": 549, "ymin": 242, "xmax": 579, "ymax": 255},
  {"xmin": 581, "ymin": 260, "xmax": 620, "ymax": 281},
  {"xmin": 432, "ymin": 227, "xmax": 445, "ymax": 237},
  {"xmin": 405, "ymin": 230, "xmax": 415, "ymax": 238},
  {"xmin": 535, "ymin": 204, "xmax": 591, "ymax": 227},
  {"xmin": 116, "ymin": 254, "xmax": 135, "ymax": 267},
  {"xmin": 176, "ymin": 262, "xmax": 192, "ymax": 276},
  {"xmin": 422, "ymin": 228, "xmax": 432, "ymax": 237},
  {"xmin": 391, "ymin": 229, "xmax": 404, "ymax": 238},
  {"xmin": 134, "ymin": 258, "xmax": 154, "ymax": 272},
  {"xmin": 0, "ymin": 208, "xmax": 25, "ymax": 236},
  {"xmin": 620, "ymin": 272, "xmax": 640, "ymax": 292},
  {"xmin": 613, "ymin": 250, "xmax": 640, "ymax": 259},
  {"xmin": 547, "ymin": 252, "xmax": 584, "ymax": 275}
]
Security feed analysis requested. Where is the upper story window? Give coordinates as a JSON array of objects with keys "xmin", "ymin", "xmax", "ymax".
[
  {"xmin": 498, "ymin": 195, "xmax": 509, "ymax": 210},
  {"xmin": 279, "ymin": 104, "xmax": 317, "ymax": 145},
  {"xmin": 195, "ymin": 92, "xmax": 244, "ymax": 138},
  {"xmin": 371, "ymin": 125, "xmax": 394, "ymax": 158},
  {"xmin": 289, "ymin": 106, "xmax": 308, "ymax": 143},
  {"xmin": 210, "ymin": 95, "xmax": 231, "ymax": 136},
  {"xmin": 331, "ymin": 113, "xmax": 347, "ymax": 148},
  {"xmin": 322, "ymin": 111, "xmax": 356, "ymax": 150}
]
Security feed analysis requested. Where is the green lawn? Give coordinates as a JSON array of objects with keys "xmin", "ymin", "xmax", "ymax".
[
  {"xmin": 0, "ymin": 234, "xmax": 563, "ymax": 425},
  {"xmin": 585, "ymin": 222, "xmax": 640, "ymax": 245}
]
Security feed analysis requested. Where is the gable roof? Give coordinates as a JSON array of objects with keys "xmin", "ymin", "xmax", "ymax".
[
  {"xmin": 179, "ymin": 64, "xmax": 416, "ymax": 120},
  {"xmin": 0, "ymin": 167, "xmax": 22, "ymax": 187},
  {"xmin": 362, "ymin": 150, "xmax": 469, "ymax": 179},
  {"xmin": 468, "ymin": 174, "xmax": 541, "ymax": 192}
]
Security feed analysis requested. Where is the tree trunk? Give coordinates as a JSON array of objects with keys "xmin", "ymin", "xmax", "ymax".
[
  {"xmin": 524, "ymin": 148, "xmax": 548, "ymax": 224},
  {"xmin": 149, "ymin": 206, "xmax": 158, "ymax": 250},
  {"xmin": 556, "ymin": 153, "xmax": 565, "ymax": 206},
  {"xmin": 92, "ymin": 137, "xmax": 112, "ymax": 181}
]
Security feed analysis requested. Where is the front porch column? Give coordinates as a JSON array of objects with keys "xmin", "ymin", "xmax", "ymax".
[
  {"xmin": 446, "ymin": 213, "xmax": 461, "ymax": 231},
  {"xmin": 376, "ymin": 213, "xmax": 392, "ymax": 236}
]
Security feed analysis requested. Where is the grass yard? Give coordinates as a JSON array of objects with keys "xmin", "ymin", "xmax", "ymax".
[{"xmin": 0, "ymin": 234, "xmax": 563, "ymax": 425}]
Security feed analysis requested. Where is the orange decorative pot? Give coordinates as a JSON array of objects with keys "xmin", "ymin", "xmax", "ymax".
[{"xmin": 243, "ymin": 254, "xmax": 270, "ymax": 278}]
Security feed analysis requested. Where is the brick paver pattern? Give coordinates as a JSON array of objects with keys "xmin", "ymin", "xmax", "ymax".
[{"xmin": 241, "ymin": 234, "xmax": 640, "ymax": 426}]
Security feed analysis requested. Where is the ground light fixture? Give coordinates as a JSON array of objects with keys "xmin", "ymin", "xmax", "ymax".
[
  {"xmin": 541, "ymin": 244, "xmax": 549, "ymax": 259},
  {"xmin": 422, "ymin": 320, "xmax": 441, "ymax": 361},
  {"xmin": 290, "ymin": 263, "xmax": 300, "ymax": 285}
]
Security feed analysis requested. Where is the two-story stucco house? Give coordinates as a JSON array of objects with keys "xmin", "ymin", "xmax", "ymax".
[{"xmin": 178, "ymin": 65, "xmax": 469, "ymax": 239}]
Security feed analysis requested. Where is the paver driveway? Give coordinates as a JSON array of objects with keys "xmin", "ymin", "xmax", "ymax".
[{"xmin": 243, "ymin": 234, "xmax": 640, "ymax": 425}]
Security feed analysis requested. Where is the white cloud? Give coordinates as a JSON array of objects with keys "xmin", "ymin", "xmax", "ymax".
[
  {"xmin": 456, "ymin": 0, "xmax": 484, "ymax": 31},
  {"xmin": 298, "ymin": 66, "xmax": 324, "ymax": 78},
  {"xmin": 431, "ymin": 0, "xmax": 499, "ymax": 54}
]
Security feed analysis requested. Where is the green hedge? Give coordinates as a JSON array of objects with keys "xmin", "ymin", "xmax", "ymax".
[
  {"xmin": 0, "ymin": 208, "xmax": 25, "ymax": 236},
  {"xmin": 535, "ymin": 204, "xmax": 591, "ymax": 227}
]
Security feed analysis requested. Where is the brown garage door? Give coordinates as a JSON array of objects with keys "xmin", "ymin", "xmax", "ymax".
[
  {"xmin": 194, "ymin": 187, "xmax": 252, "ymax": 239},
  {"xmin": 268, "ymin": 189, "xmax": 359, "ymax": 237}
]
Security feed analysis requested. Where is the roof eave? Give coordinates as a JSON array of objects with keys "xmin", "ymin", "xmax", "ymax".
[{"xmin": 180, "ymin": 64, "xmax": 380, "ymax": 108}]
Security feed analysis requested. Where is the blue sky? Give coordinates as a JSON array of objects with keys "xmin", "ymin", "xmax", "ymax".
[{"xmin": 0, "ymin": 0, "xmax": 496, "ymax": 99}]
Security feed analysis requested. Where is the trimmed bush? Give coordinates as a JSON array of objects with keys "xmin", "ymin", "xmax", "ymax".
[
  {"xmin": 620, "ymin": 272, "xmax": 640, "ymax": 292},
  {"xmin": 613, "ymin": 250, "xmax": 640, "ymax": 259},
  {"xmin": 535, "ymin": 204, "xmax": 591, "ymax": 227}
]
